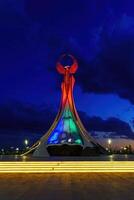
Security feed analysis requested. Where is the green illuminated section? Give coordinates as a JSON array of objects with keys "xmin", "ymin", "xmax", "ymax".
[
  {"xmin": 47, "ymin": 103, "xmax": 84, "ymax": 145},
  {"xmin": 69, "ymin": 117, "xmax": 78, "ymax": 133},
  {"xmin": 75, "ymin": 139, "xmax": 82, "ymax": 144},
  {"xmin": 63, "ymin": 106, "xmax": 77, "ymax": 133},
  {"xmin": 64, "ymin": 106, "xmax": 78, "ymax": 132}
]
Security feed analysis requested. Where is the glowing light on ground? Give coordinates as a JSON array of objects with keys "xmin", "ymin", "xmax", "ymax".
[{"xmin": 0, "ymin": 161, "xmax": 134, "ymax": 173}]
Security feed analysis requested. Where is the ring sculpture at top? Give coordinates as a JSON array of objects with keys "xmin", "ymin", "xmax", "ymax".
[{"xmin": 56, "ymin": 54, "xmax": 78, "ymax": 74}]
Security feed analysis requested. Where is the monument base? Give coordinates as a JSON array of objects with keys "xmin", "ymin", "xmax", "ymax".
[
  {"xmin": 47, "ymin": 144, "xmax": 83, "ymax": 156},
  {"xmin": 47, "ymin": 144, "xmax": 103, "ymax": 156}
]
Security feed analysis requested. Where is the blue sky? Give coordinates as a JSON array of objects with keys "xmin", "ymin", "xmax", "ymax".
[{"xmin": 0, "ymin": 0, "xmax": 134, "ymax": 146}]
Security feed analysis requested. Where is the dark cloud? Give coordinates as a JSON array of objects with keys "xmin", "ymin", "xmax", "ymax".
[
  {"xmin": 0, "ymin": 102, "xmax": 133, "ymax": 139},
  {"xmin": 75, "ymin": 15, "xmax": 134, "ymax": 104},
  {"xmin": 79, "ymin": 111, "xmax": 134, "ymax": 139},
  {"xmin": 0, "ymin": 101, "xmax": 56, "ymax": 133}
]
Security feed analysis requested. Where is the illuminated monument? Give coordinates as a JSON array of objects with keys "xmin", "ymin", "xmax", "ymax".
[{"xmin": 24, "ymin": 55, "xmax": 105, "ymax": 157}]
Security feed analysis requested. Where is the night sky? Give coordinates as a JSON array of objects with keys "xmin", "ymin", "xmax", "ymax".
[{"xmin": 0, "ymin": 0, "xmax": 134, "ymax": 148}]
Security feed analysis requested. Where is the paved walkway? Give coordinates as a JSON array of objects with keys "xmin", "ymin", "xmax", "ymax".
[{"xmin": 0, "ymin": 173, "xmax": 134, "ymax": 200}]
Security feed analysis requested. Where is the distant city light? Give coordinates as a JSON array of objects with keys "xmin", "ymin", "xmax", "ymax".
[
  {"xmin": 16, "ymin": 148, "xmax": 19, "ymax": 151},
  {"xmin": 24, "ymin": 139, "xmax": 29, "ymax": 146},
  {"xmin": 108, "ymin": 139, "xmax": 112, "ymax": 145}
]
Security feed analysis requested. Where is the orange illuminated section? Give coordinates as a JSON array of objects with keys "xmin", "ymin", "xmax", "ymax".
[{"xmin": 0, "ymin": 161, "xmax": 134, "ymax": 173}]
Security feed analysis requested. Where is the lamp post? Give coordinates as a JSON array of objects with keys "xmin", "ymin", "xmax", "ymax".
[
  {"xmin": 24, "ymin": 139, "xmax": 28, "ymax": 146},
  {"xmin": 108, "ymin": 139, "xmax": 112, "ymax": 153},
  {"xmin": 24, "ymin": 139, "xmax": 29, "ymax": 150}
]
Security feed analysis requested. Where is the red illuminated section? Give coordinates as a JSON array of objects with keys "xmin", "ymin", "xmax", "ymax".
[{"xmin": 56, "ymin": 55, "xmax": 78, "ymax": 110}]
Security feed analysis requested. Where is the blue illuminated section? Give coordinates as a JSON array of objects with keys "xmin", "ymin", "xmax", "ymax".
[
  {"xmin": 47, "ymin": 120, "xmax": 63, "ymax": 144},
  {"xmin": 47, "ymin": 106, "xmax": 83, "ymax": 145},
  {"xmin": 47, "ymin": 132, "xmax": 59, "ymax": 144}
]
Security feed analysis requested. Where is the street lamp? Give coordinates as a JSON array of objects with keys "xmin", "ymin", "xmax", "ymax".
[
  {"xmin": 24, "ymin": 139, "xmax": 29, "ymax": 146},
  {"xmin": 108, "ymin": 139, "xmax": 112, "ymax": 145},
  {"xmin": 107, "ymin": 139, "xmax": 112, "ymax": 153},
  {"xmin": 24, "ymin": 139, "xmax": 29, "ymax": 151}
]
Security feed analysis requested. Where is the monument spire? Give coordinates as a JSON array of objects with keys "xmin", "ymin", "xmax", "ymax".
[{"xmin": 22, "ymin": 55, "xmax": 105, "ymax": 157}]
